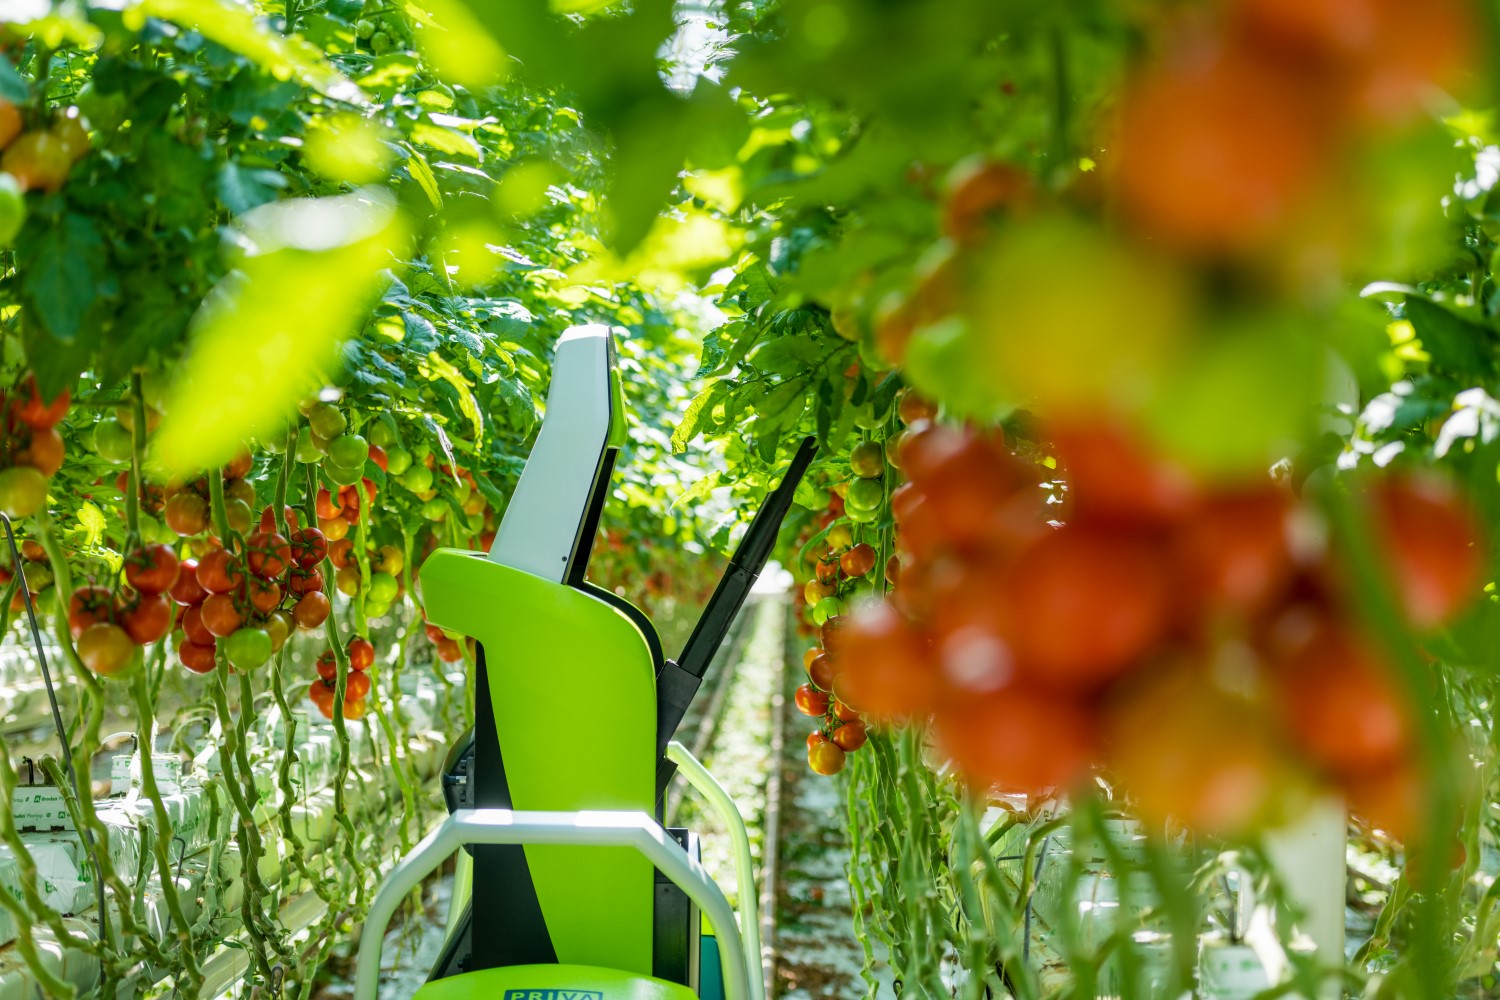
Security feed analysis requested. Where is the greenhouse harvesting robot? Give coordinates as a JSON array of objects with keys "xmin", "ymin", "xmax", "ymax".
[{"xmin": 353, "ymin": 325, "xmax": 816, "ymax": 1000}]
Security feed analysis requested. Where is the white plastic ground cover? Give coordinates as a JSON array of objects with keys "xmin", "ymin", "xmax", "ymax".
[{"xmin": 0, "ymin": 664, "xmax": 453, "ymax": 1000}]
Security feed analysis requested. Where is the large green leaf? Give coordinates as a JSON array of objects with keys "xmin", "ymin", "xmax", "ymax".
[{"xmin": 154, "ymin": 190, "xmax": 410, "ymax": 476}]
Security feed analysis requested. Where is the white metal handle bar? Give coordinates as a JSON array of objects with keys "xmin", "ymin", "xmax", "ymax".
[
  {"xmin": 665, "ymin": 741, "xmax": 765, "ymax": 1000},
  {"xmin": 352, "ymin": 809, "xmax": 751, "ymax": 1000}
]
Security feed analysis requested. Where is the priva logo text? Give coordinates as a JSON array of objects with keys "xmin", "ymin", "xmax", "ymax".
[{"xmin": 501, "ymin": 992, "xmax": 605, "ymax": 1000}]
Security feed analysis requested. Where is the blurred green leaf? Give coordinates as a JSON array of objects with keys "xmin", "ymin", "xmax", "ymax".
[{"xmin": 154, "ymin": 190, "xmax": 410, "ymax": 476}]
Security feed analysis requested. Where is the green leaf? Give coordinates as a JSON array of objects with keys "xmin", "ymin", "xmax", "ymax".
[
  {"xmin": 18, "ymin": 212, "xmax": 114, "ymax": 344},
  {"xmin": 671, "ymin": 470, "xmax": 721, "ymax": 510},
  {"xmin": 670, "ymin": 379, "xmax": 725, "ymax": 452},
  {"xmin": 0, "ymin": 61, "xmax": 29, "ymax": 103},
  {"xmin": 1404, "ymin": 297, "xmax": 1497, "ymax": 375},
  {"xmin": 696, "ymin": 319, "xmax": 758, "ymax": 378},
  {"xmin": 421, "ymin": 350, "xmax": 485, "ymax": 447},
  {"xmin": 134, "ymin": 0, "xmax": 364, "ymax": 102},
  {"xmin": 410, "ymin": 120, "xmax": 482, "ymax": 159},
  {"xmin": 78, "ymin": 502, "xmax": 107, "ymax": 548},
  {"xmin": 154, "ymin": 189, "xmax": 410, "ymax": 476},
  {"xmin": 217, "ymin": 163, "xmax": 286, "ymax": 216},
  {"xmin": 403, "ymin": 146, "xmax": 444, "ymax": 211}
]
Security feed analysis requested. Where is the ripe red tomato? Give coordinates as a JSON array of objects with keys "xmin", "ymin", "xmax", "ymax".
[
  {"xmin": 840, "ymin": 543, "xmax": 877, "ymax": 579},
  {"xmin": 120, "ymin": 592, "xmax": 173, "ymax": 644},
  {"xmin": 347, "ymin": 635, "xmax": 375, "ymax": 672},
  {"xmin": 328, "ymin": 538, "xmax": 356, "ymax": 569},
  {"xmin": 291, "ymin": 527, "xmax": 328, "ymax": 568},
  {"xmin": 246, "ymin": 529, "xmax": 292, "ymax": 579},
  {"xmin": 815, "ymin": 558, "xmax": 840, "ymax": 585},
  {"xmin": 247, "ymin": 576, "xmax": 282, "ymax": 614},
  {"xmin": 200, "ymin": 593, "xmax": 245, "ymax": 638},
  {"xmin": 165, "ymin": 493, "xmax": 210, "ymax": 536},
  {"xmin": 293, "ymin": 591, "xmax": 331, "ymax": 629},
  {"xmin": 1047, "ymin": 418, "xmax": 1195, "ymax": 526},
  {"xmin": 78, "ymin": 622, "xmax": 136, "ymax": 677},
  {"xmin": 225, "ymin": 452, "xmax": 253, "ymax": 480},
  {"xmin": 835, "ymin": 602, "xmax": 938, "ymax": 718},
  {"xmin": 1369, "ymin": 475, "xmax": 1483, "ymax": 629},
  {"xmin": 178, "ymin": 637, "xmax": 218, "ymax": 674},
  {"xmin": 18, "ymin": 427, "xmax": 64, "ymax": 476},
  {"xmin": 169, "ymin": 558, "xmax": 207, "ymax": 606},
  {"xmin": 368, "ymin": 444, "xmax": 388, "ymax": 471},
  {"xmin": 1113, "ymin": 44, "xmax": 1325, "ymax": 250},
  {"xmin": 832, "ymin": 699, "xmax": 860, "ymax": 723},
  {"xmin": 180, "ymin": 603, "xmax": 215, "ymax": 645},
  {"xmin": 807, "ymin": 730, "xmax": 829, "ymax": 750},
  {"xmin": 69, "ymin": 585, "xmax": 115, "ymax": 639},
  {"xmin": 1275, "ymin": 622, "xmax": 1410, "ymax": 778},
  {"xmin": 124, "ymin": 543, "xmax": 180, "ymax": 595},
  {"xmin": 345, "ymin": 670, "xmax": 372, "ymax": 700},
  {"xmin": 830, "ymin": 720, "xmax": 868, "ymax": 752},
  {"xmin": 309, "ymin": 679, "xmax": 337, "ymax": 715},
  {"xmin": 316, "ymin": 649, "xmax": 338, "ymax": 682},
  {"xmin": 933, "ymin": 684, "xmax": 1095, "ymax": 793},
  {"xmin": 1002, "ymin": 527, "xmax": 1171, "ymax": 691},
  {"xmin": 196, "ymin": 549, "xmax": 244, "ymax": 594},
  {"xmin": 1174, "ymin": 486, "xmax": 1296, "ymax": 618},
  {"xmin": 807, "ymin": 652, "xmax": 838, "ymax": 691},
  {"xmin": 13, "ymin": 375, "xmax": 69, "ymax": 429},
  {"xmin": 342, "ymin": 697, "xmax": 369, "ymax": 721},
  {"xmin": 808, "ymin": 740, "xmax": 847, "ymax": 776},
  {"xmin": 794, "ymin": 683, "xmax": 830, "ymax": 717},
  {"xmin": 288, "ymin": 567, "xmax": 324, "ymax": 596}
]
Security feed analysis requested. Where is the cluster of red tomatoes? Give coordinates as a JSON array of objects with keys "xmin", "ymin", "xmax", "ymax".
[
  {"xmin": 307, "ymin": 636, "xmax": 376, "ymax": 721},
  {"xmin": 1112, "ymin": 0, "xmax": 1473, "ymax": 254},
  {"xmin": 0, "ymin": 374, "xmax": 70, "ymax": 520},
  {"xmin": 163, "ymin": 504, "xmax": 333, "ymax": 676},
  {"xmin": 0, "ymin": 101, "xmax": 89, "ymax": 249},
  {"xmin": 828, "ymin": 416, "xmax": 1482, "ymax": 840}
]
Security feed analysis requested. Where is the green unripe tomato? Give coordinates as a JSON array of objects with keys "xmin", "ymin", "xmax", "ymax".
[
  {"xmin": 465, "ymin": 509, "xmax": 485, "ymax": 533},
  {"xmin": 421, "ymin": 496, "xmax": 448, "ymax": 521},
  {"xmin": 324, "ymin": 460, "xmax": 363, "ymax": 487},
  {"xmin": 852, "ymin": 402, "xmax": 888, "ymax": 431},
  {"xmin": 812, "ymin": 596, "xmax": 846, "ymax": 626},
  {"xmin": 224, "ymin": 627, "xmax": 273, "ymax": 671},
  {"xmin": 845, "ymin": 502, "xmax": 878, "ymax": 524},
  {"xmin": 384, "ymin": 447, "xmax": 412, "ymax": 476},
  {"xmin": 92, "ymin": 419, "xmax": 133, "ymax": 463},
  {"xmin": 845, "ymin": 477, "xmax": 884, "ymax": 512},
  {"xmin": 849, "ymin": 441, "xmax": 885, "ymax": 479},
  {"xmin": 355, "ymin": 18, "xmax": 375, "ymax": 39},
  {"xmin": 367, "ymin": 572, "xmax": 398, "ymax": 604},
  {"xmin": 137, "ymin": 512, "xmax": 165, "ymax": 544},
  {"xmin": 451, "ymin": 477, "xmax": 471, "ymax": 503},
  {"xmin": 307, "ymin": 403, "xmax": 347, "ymax": 440},
  {"xmin": 364, "ymin": 597, "xmax": 392, "ymax": 620},
  {"xmin": 0, "ymin": 466, "xmax": 48, "ymax": 518},
  {"xmin": 327, "ymin": 433, "xmax": 369, "ymax": 470},
  {"xmin": 368, "ymin": 422, "xmax": 396, "ymax": 448},
  {"xmin": 0, "ymin": 173, "xmax": 24, "ymax": 249},
  {"xmin": 401, "ymin": 464, "xmax": 434, "ymax": 493},
  {"xmin": 295, "ymin": 426, "xmax": 324, "ymax": 463},
  {"xmin": 370, "ymin": 30, "xmax": 392, "ymax": 53}
]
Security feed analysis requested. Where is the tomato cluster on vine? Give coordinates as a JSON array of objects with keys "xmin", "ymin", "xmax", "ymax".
[
  {"xmin": 307, "ymin": 636, "xmax": 375, "ymax": 721},
  {"xmin": 0, "ymin": 373, "xmax": 70, "ymax": 520},
  {"xmin": 0, "ymin": 100, "xmax": 90, "ymax": 251},
  {"xmin": 824, "ymin": 412, "xmax": 1483, "ymax": 840}
]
